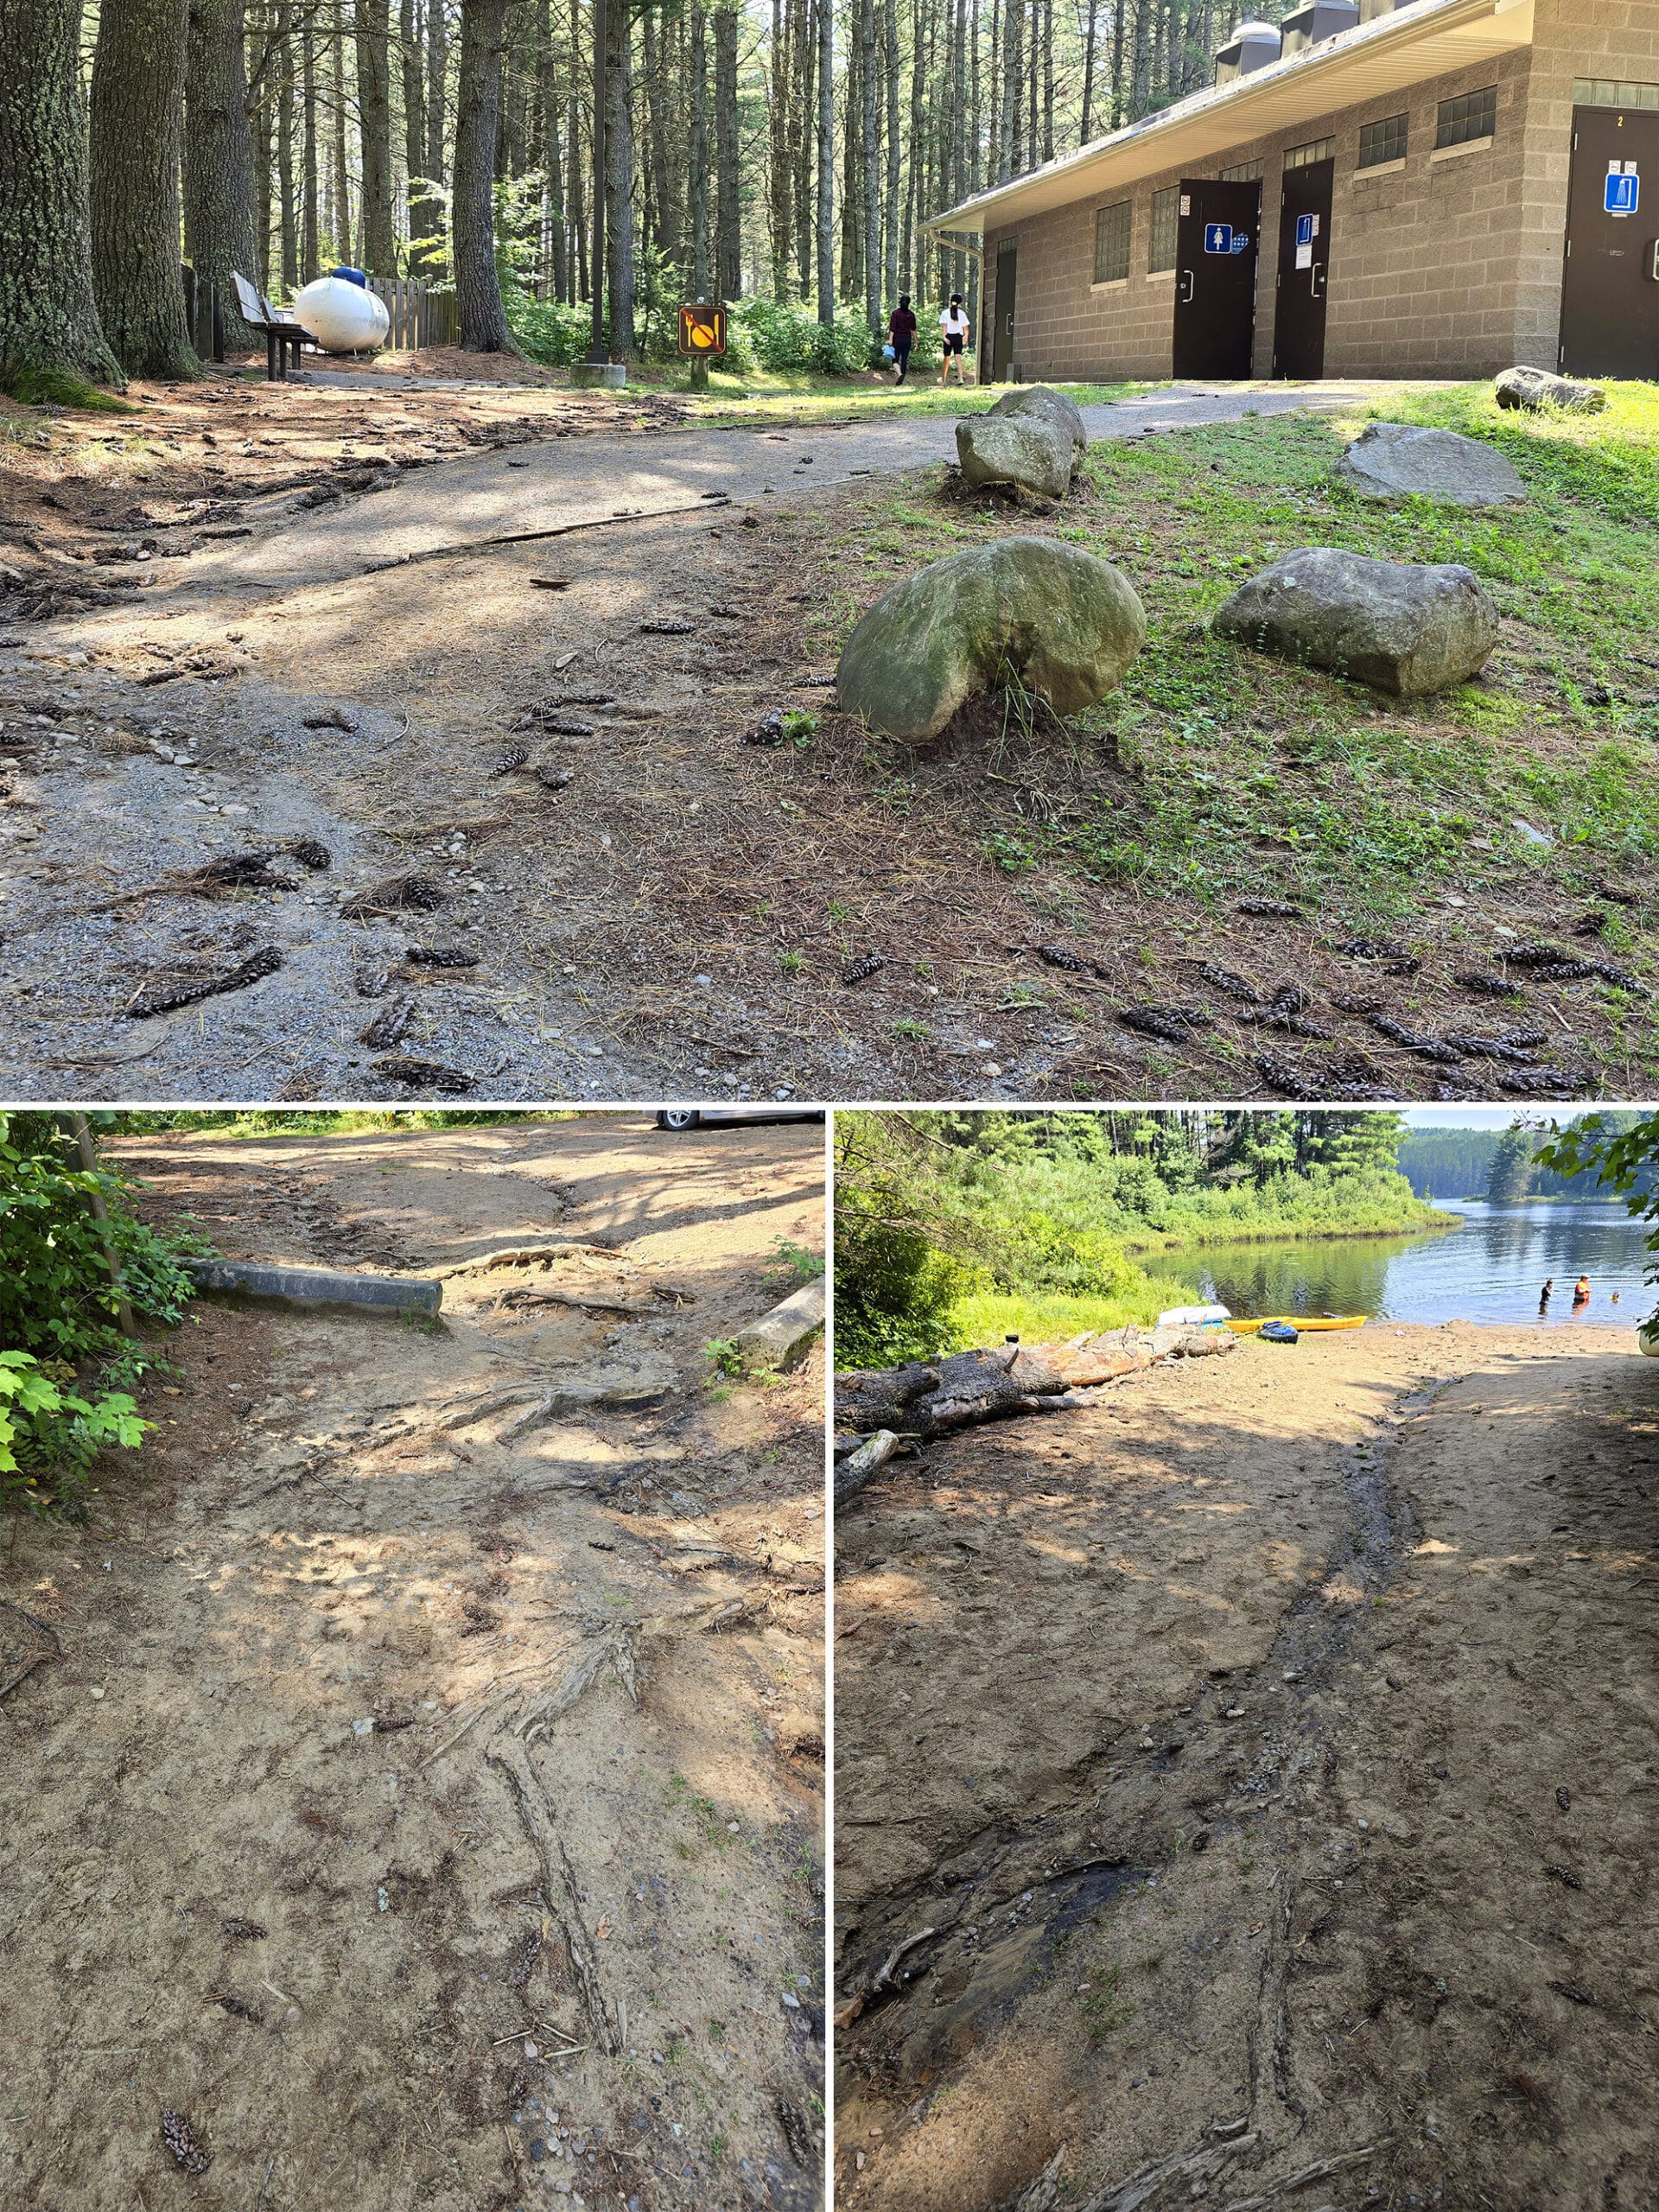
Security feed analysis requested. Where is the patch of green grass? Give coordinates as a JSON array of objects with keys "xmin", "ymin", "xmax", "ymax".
[
  {"xmin": 1, "ymin": 364, "xmax": 135, "ymax": 411},
  {"xmin": 952, "ymin": 1286, "xmax": 1163, "ymax": 1344},
  {"xmin": 685, "ymin": 372, "xmax": 1147, "ymax": 426}
]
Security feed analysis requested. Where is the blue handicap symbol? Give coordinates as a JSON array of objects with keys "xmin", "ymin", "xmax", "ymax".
[
  {"xmin": 1295, "ymin": 213, "xmax": 1315, "ymax": 247},
  {"xmin": 1205, "ymin": 222, "xmax": 1233, "ymax": 254},
  {"xmin": 1605, "ymin": 169, "xmax": 1639, "ymax": 215},
  {"xmin": 1230, "ymin": 231, "xmax": 1251, "ymax": 254}
]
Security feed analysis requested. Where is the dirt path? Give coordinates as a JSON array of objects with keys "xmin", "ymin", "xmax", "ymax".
[
  {"xmin": 0, "ymin": 383, "xmax": 1383, "ymax": 1103},
  {"xmin": 0, "ymin": 1116, "xmax": 826, "ymax": 2212},
  {"xmin": 833, "ymin": 1323, "xmax": 1659, "ymax": 2212}
]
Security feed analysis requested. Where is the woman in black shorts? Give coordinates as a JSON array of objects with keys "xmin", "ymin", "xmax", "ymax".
[{"xmin": 939, "ymin": 293, "xmax": 969, "ymax": 383}]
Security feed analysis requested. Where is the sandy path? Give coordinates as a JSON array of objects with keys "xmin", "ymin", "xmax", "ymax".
[
  {"xmin": 0, "ymin": 1118, "xmax": 826, "ymax": 2211},
  {"xmin": 0, "ymin": 384, "xmax": 1383, "ymax": 1104},
  {"xmin": 834, "ymin": 1322, "xmax": 1659, "ymax": 2212}
]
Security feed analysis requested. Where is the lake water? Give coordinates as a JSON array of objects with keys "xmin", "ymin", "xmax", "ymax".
[{"xmin": 1143, "ymin": 1201, "xmax": 1655, "ymax": 1329}]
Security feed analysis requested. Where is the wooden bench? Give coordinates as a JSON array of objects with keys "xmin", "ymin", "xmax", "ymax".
[{"xmin": 231, "ymin": 272, "xmax": 316, "ymax": 382}]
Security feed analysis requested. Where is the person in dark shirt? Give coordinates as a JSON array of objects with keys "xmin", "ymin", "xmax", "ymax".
[{"xmin": 887, "ymin": 296, "xmax": 918, "ymax": 385}]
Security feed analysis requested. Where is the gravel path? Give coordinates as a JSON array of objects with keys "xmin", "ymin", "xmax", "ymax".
[{"xmin": 191, "ymin": 382, "xmax": 1379, "ymax": 592}]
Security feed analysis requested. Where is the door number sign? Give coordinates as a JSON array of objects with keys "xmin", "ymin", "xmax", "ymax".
[{"xmin": 1605, "ymin": 162, "xmax": 1640, "ymax": 217}]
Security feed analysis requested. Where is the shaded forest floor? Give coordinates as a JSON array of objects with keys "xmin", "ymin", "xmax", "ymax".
[
  {"xmin": 0, "ymin": 1114, "xmax": 825, "ymax": 2212},
  {"xmin": 1, "ymin": 376, "xmax": 1653, "ymax": 1100},
  {"xmin": 833, "ymin": 1322, "xmax": 1659, "ymax": 2212}
]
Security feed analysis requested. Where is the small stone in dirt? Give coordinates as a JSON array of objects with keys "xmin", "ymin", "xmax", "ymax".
[
  {"xmin": 353, "ymin": 1716, "xmax": 376, "ymax": 1737},
  {"xmin": 161, "ymin": 2108, "xmax": 211, "ymax": 2175},
  {"xmin": 838, "ymin": 537, "xmax": 1145, "ymax": 745},
  {"xmin": 1335, "ymin": 422, "xmax": 1527, "ymax": 508},
  {"xmin": 841, "ymin": 955, "xmax": 885, "ymax": 984},
  {"xmin": 1213, "ymin": 548, "xmax": 1498, "ymax": 696},
  {"xmin": 373, "ymin": 1054, "xmax": 474, "ymax": 1093}
]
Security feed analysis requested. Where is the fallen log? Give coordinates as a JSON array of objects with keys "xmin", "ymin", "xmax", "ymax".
[{"xmin": 834, "ymin": 1429, "xmax": 899, "ymax": 1508}]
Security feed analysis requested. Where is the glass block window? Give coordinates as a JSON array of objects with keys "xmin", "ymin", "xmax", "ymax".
[
  {"xmin": 1221, "ymin": 158, "xmax": 1264, "ymax": 181},
  {"xmin": 1284, "ymin": 137, "xmax": 1334, "ymax": 170},
  {"xmin": 1574, "ymin": 79, "xmax": 1659, "ymax": 110},
  {"xmin": 1149, "ymin": 186, "xmax": 1179, "ymax": 271},
  {"xmin": 1093, "ymin": 200, "xmax": 1131, "ymax": 283},
  {"xmin": 1357, "ymin": 111, "xmax": 1408, "ymax": 168},
  {"xmin": 1436, "ymin": 85, "xmax": 1497, "ymax": 148}
]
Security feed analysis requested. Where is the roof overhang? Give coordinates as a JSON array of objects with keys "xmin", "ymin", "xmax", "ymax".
[{"xmin": 923, "ymin": 0, "xmax": 1535, "ymax": 237}]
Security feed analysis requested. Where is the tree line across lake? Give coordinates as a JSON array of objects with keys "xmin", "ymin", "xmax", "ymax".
[{"xmin": 3, "ymin": 0, "xmax": 1291, "ymax": 400}]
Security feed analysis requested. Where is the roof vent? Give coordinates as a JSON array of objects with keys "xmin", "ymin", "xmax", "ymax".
[
  {"xmin": 1357, "ymin": 0, "xmax": 1407, "ymax": 19},
  {"xmin": 1280, "ymin": 0, "xmax": 1360, "ymax": 55},
  {"xmin": 1214, "ymin": 19, "xmax": 1283, "ymax": 85}
]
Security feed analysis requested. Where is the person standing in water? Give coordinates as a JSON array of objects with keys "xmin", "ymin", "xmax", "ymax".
[
  {"xmin": 1539, "ymin": 1277, "xmax": 1554, "ymax": 1314},
  {"xmin": 887, "ymin": 295, "xmax": 918, "ymax": 385},
  {"xmin": 1573, "ymin": 1274, "xmax": 1592, "ymax": 1307},
  {"xmin": 939, "ymin": 293, "xmax": 970, "ymax": 384}
]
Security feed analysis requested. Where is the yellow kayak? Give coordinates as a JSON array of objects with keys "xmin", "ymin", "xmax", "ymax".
[{"xmin": 1227, "ymin": 1314, "xmax": 1368, "ymax": 1334}]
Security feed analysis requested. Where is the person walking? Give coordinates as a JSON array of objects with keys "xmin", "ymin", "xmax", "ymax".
[
  {"xmin": 939, "ymin": 293, "xmax": 970, "ymax": 384},
  {"xmin": 887, "ymin": 295, "xmax": 918, "ymax": 385}
]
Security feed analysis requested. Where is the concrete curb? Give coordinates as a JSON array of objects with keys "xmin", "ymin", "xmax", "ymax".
[
  {"xmin": 186, "ymin": 1259, "xmax": 443, "ymax": 1316},
  {"xmin": 732, "ymin": 1276, "xmax": 826, "ymax": 1371}
]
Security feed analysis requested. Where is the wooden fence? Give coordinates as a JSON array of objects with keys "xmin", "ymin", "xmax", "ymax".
[{"xmin": 367, "ymin": 276, "xmax": 459, "ymax": 350}]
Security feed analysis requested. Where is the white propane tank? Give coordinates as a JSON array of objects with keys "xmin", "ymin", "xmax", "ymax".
[
  {"xmin": 293, "ymin": 276, "xmax": 391, "ymax": 353},
  {"xmin": 1641, "ymin": 1320, "xmax": 1659, "ymax": 1358}
]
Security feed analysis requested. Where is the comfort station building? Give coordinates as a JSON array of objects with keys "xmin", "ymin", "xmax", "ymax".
[{"xmin": 926, "ymin": 0, "xmax": 1659, "ymax": 385}]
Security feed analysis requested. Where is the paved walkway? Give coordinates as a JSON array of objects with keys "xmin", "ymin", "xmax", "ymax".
[{"xmin": 193, "ymin": 381, "xmax": 1380, "ymax": 592}]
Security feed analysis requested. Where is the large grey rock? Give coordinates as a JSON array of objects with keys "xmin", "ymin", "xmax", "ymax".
[
  {"xmin": 957, "ymin": 385, "xmax": 1089, "ymax": 497},
  {"xmin": 1496, "ymin": 365, "xmax": 1605, "ymax": 415},
  {"xmin": 837, "ymin": 536, "xmax": 1146, "ymax": 744},
  {"xmin": 1335, "ymin": 421, "xmax": 1526, "ymax": 507},
  {"xmin": 733, "ymin": 1276, "xmax": 825, "ymax": 1371},
  {"xmin": 1212, "ymin": 547, "xmax": 1498, "ymax": 697}
]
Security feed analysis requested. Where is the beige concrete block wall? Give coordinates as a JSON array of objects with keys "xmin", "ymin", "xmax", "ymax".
[{"xmin": 982, "ymin": 6, "xmax": 1659, "ymax": 385}]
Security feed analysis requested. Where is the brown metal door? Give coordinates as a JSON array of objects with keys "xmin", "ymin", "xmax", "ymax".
[
  {"xmin": 1272, "ymin": 158, "xmax": 1333, "ymax": 378},
  {"xmin": 1172, "ymin": 179, "xmax": 1262, "ymax": 379},
  {"xmin": 1560, "ymin": 105, "xmax": 1659, "ymax": 378},
  {"xmin": 991, "ymin": 245, "xmax": 1018, "ymax": 381}
]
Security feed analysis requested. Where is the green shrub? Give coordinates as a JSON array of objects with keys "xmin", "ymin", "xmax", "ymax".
[
  {"xmin": 733, "ymin": 296, "xmax": 873, "ymax": 375},
  {"xmin": 0, "ymin": 1351, "xmax": 152, "ymax": 1516}
]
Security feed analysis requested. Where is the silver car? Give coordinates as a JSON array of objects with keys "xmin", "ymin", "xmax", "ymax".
[{"xmin": 655, "ymin": 1107, "xmax": 824, "ymax": 1131}]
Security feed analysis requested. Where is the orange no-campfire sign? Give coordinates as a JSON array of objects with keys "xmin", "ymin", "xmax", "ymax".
[{"xmin": 678, "ymin": 303, "xmax": 728, "ymax": 355}]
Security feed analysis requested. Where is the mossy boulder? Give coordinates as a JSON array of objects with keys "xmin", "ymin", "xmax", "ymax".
[
  {"xmin": 1212, "ymin": 546, "xmax": 1498, "ymax": 697},
  {"xmin": 836, "ymin": 537, "xmax": 1146, "ymax": 744},
  {"xmin": 956, "ymin": 385, "xmax": 1090, "ymax": 499}
]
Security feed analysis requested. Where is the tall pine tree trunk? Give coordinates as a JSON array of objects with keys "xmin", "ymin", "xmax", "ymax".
[
  {"xmin": 453, "ymin": 0, "xmax": 517, "ymax": 344},
  {"xmin": 401, "ymin": 0, "xmax": 429, "ymax": 269},
  {"xmin": 689, "ymin": 0, "xmax": 709, "ymax": 296},
  {"xmin": 1040, "ymin": 0, "xmax": 1052, "ymax": 161},
  {"xmin": 356, "ymin": 0, "xmax": 395, "ymax": 270},
  {"xmin": 766, "ymin": 0, "xmax": 789, "ymax": 299},
  {"xmin": 251, "ymin": 0, "xmax": 276, "ymax": 290},
  {"xmin": 2, "ymin": 0, "xmax": 123, "ymax": 394},
  {"xmin": 537, "ymin": 0, "xmax": 568, "ymax": 300},
  {"xmin": 185, "ymin": 0, "xmax": 260, "ymax": 346},
  {"xmin": 814, "ymin": 0, "xmax": 833, "ymax": 323},
  {"xmin": 880, "ymin": 0, "xmax": 899, "ymax": 308},
  {"xmin": 1078, "ymin": 0, "xmax": 1097, "ymax": 142},
  {"xmin": 301, "ymin": 17, "xmax": 319, "ymax": 276},
  {"xmin": 713, "ymin": 3, "xmax": 740, "ymax": 302},
  {"xmin": 90, "ymin": 0, "xmax": 200, "ymax": 377},
  {"xmin": 604, "ymin": 0, "xmax": 633, "ymax": 351},
  {"xmin": 857, "ymin": 0, "xmax": 879, "ymax": 333},
  {"xmin": 839, "ymin": 24, "xmax": 860, "ymax": 302},
  {"xmin": 327, "ymin": 7, "xmax": 353, "ymax": 263},
  {"xmin": 423, "ymin": 0, "xmax": 448, "ymax": 270},
  {"xmin": 276, "ymin": 4, "xmax": 299, "ymax": 289}
]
